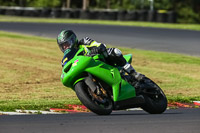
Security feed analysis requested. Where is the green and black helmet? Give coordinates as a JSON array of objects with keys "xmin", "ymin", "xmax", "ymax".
[{"xmin": 57, "ymin": 30, "xmax": 78, "ymax": 52}]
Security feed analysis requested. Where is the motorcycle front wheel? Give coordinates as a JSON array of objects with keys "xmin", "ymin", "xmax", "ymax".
[
  {"xmin": 75, "ymin": 81, "xmax": 113, "ymax": 115},
  {"xmin": 140, "ymin": 77, "xmax": 168, "ymax": 114}
]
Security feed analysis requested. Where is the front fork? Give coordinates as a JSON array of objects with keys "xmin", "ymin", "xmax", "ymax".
[
  {"xmin": 84, "ymin": 73, "xmax": 97, "ymax": 93},
  {"xmin": 84, "ymin": 73, "xmax": 111, "ymax": 104},
  {"xmin": 85, "ymin": 73, "xmax": 110, "ymax": 95}
]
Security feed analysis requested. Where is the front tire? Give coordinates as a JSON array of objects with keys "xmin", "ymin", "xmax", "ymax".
[
  {"xmin": 140, "ymin": 77, "xmax": 168, "ymax": 114},
  {"xmin": 75, "ymin": 81, "xmax": 113, "ymax": 115}
]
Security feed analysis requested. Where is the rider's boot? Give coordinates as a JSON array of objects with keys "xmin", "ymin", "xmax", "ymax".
[{"xmin": 123, "ymin": 63, "xmax": 145, "ymax": 81}]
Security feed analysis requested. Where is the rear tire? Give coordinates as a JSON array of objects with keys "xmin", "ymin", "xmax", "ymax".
[
  {"xmin": 141, "ymin": 77, "xmax": 167, "ymax": 114},
  {"xmin": 75, "ymin": 81, "xmax": 113, "ymax": 115}
]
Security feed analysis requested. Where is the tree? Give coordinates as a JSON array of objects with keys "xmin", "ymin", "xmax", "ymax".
[
  {"xmin": 27, "ymin": 0, "xmax": 61, "ymax": 7},
  {"xmin": 83, "ymin": 0, "xmax": 90, "ymax": 10}
]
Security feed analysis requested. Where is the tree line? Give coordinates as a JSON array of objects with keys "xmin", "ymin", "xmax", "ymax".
[{"xmin": 0, "ymin": 0, "xmax": 199, "ymax": 23}]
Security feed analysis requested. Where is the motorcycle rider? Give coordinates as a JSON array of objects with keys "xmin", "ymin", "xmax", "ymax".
[{"xmin": 57, "ymin": 30, "xmax": 144, "ymax": 81}]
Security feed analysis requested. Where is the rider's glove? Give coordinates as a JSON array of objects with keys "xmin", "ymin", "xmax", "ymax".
[
  {"xmin": 90, "ymin": 47, "xmax": 100, "ymax": 54},
  {"xmin": 90, "ymin": 44, "xmax": 107, "ymax": 55}
]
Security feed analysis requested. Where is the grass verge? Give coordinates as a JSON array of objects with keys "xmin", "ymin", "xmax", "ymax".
[
  {"xmin": 1, "ymin": 15, "xmax": 200, "ymax": 31},
  {"xmin": 0, "ymin": 31, "xmax": 200, "ymax": 111}
]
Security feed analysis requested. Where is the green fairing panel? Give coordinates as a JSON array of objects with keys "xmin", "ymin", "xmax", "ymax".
[
  {"xmin": 123, "ymin": 54, "xmax": 132, "ymax": 64},
  {"xmin": 113, "ymin": 80, "xmax": 136, "ymax": 101},
  {"xmin": 86, "ymin": 61, "xmax": 136, "ymax": 102},
  {"xmin": 85, "ymin": 60, "xmax": 121, "ymax": 86}
]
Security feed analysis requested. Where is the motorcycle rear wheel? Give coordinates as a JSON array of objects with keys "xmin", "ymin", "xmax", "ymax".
[
  {"xmin": 75, "ymin": 81, "xmax": 113, "ymax": 115},
  {"xmin": 141, "ymin": 77, "xmax": 168, "ymax": 114}
]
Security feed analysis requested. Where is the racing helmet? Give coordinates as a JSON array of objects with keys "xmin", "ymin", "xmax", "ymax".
[{"xmin": 57, "ymin": 30, "xmax": 78, "ymax": 53}]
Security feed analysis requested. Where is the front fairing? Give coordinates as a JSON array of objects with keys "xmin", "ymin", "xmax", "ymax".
[{"xmin": 61, "ymin": 48, "xmax": 88, "ymax": 88}]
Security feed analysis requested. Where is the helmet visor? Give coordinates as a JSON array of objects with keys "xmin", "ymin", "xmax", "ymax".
[{"xmin": 59, "ymin": 35, "xmax": 76, "ymax": 53}]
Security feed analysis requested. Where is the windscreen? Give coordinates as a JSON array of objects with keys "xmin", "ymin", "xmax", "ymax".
[{"xmin": 62, "ymin": 48, "xmax": 78, "ymax": 66}]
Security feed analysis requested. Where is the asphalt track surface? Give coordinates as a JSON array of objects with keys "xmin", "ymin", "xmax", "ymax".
[
  {"xmin": 0, "ymin": 22, "xmax": 200, "ymax": 56},
  {"xmin": 0, "ymin": 22, "xmax": 200, "ymax": 133},
  {"xmin": 0, "ymin": 109, "xmax": 200, "ymax": 133}
]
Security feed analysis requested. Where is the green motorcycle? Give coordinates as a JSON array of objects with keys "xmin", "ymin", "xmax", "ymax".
[{"xmin": 61, "ymin": 48, "xmax": 167, "ymax": 115}]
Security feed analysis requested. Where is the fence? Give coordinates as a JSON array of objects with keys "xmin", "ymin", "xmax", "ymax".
[{"xmin": 0, "ymin": 7, "xmax": 176, "ymax": 23}]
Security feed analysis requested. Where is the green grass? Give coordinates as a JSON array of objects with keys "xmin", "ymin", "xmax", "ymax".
[
  {"xmin": 0, "ymin": 31, "xmax": 200, "ymax": 111},
  {"xmin": 1, "ymin": 15, "xmax": 200, "ymax": 31}
]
